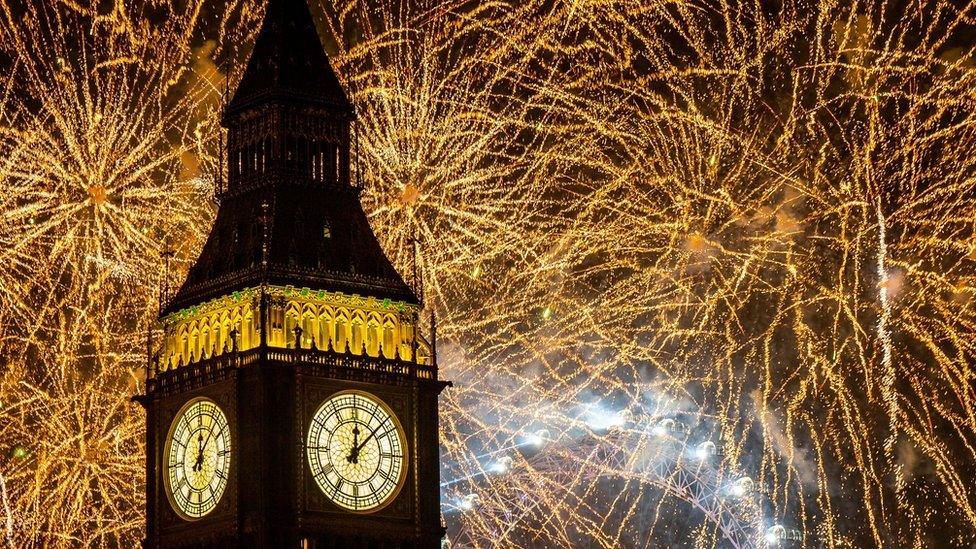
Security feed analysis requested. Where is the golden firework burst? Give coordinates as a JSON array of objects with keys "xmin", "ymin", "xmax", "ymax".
[{"xmin": 1, "ymin": 0, "xmax": 974, "ymax": 547}]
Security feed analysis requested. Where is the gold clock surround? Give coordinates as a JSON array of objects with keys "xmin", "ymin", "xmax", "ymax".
[{"xmin": 306, "ymin": 390, "xmax": 408, "ymax": 513}]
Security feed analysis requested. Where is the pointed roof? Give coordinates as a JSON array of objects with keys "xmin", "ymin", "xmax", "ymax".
[
  {"xmin": 161, "ymin": 0, "xmax": 416, "ymax": 316},
  {"xmin": 226, "ymin": 0, "xmax": 353, "ymax": 115},
  {"xmin": 164, "ymin": 185, "xmax": 417, "ymax": 314}
]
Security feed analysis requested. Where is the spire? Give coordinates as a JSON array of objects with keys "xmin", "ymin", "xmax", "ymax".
[
  {"xmin": 161, "ymin": 0, "xmax": 416, "ymax": 316},
  {"xmin": 227, "ymin": 0, "xmax": 353, "ymax": 115}
]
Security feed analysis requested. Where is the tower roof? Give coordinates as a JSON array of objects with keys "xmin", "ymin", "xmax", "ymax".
[
  {"xmin": 162, "ymin": 0, "xmax": 415, "ymax": 316},
  {"xmin": 165, "ymin": 186, "xmax": 417, "ymax": 314},
  {"xmin": 226, "ymin": 0, "xmax": 353, "ymax": 115}
]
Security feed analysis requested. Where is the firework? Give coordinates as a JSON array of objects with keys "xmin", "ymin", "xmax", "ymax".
[{"xmin": 1, "ymin": 0, "xmax": 975, "ymax": 547}]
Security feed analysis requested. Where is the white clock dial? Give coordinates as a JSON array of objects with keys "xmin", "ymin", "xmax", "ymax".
[
  {"xmin": 164, "ymin": 398, "xmax": 231, "ymax": 520},
  {"xmin": 306, "ymin": 391, "xmax": 406, "ymax": 512}
]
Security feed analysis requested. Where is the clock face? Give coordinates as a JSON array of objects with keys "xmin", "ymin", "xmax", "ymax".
[
  {"xmin": 163, "ymin": 398, "xmax": 231, "ymax": 520},
  {"xmin": 306, "ymin": 391, "xmax": 406, "ymax": 512}
]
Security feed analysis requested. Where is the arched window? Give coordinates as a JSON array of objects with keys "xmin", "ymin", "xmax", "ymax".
[
  {"xmin": 334, "ymin": 312, "xmax": 349, "ymax": 353},
  {"xmin": 351, "ymin": 317, "xmax": 364, "ymax": 355},
  {"xmin": 317, "ymin": 310, "xmax": 332, "ymax": 351},
  {"xmin": 212, "ymin": 317, "xmax": 222, "ymax": 356},
  {"xmin": 242, "ymin": 311, "xmax": 253, "ymax": 350},
  {"xmin": 284, "ymin": 308, "xmax": 300, "ymax": 349},
  {"xmin": 179, "ymin": 332, "xmax": 188, "ymax": 367},
  {"xmin": 301, "ymin": 310, "xmax": 315, "ymax": 349},
  {"xmin": 383, "ymin": 320, "xmax": 396, "ymax": 359},
  {"xmin": 201, "ymin": 325, "xmax": 211, "ymax": 359},
  {"xmin": 189, "ymin": 323, "xmax": 200, "ymax": 362},
  {"xmin": 221, "ymin": 316, "xmax": 232, "ymax": 354},
  {"xmin": 366, "ymin": 319, "xmax": 379, "ymax": 357}
]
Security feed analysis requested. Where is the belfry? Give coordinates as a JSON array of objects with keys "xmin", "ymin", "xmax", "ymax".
[{"xmin": 135, "ymin": 0, "xmax": 449, "ymax": 546}]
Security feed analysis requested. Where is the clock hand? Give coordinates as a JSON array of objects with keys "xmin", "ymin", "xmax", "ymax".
[
  {"xmin": 201, "ymin": 425, "xmax": 219, "ymax": 453},
  {"xmin": 346, "ymin": 424, "xmax": 361, "ymax": 464},
  {"xmin": 193, "ymin": 432, "xmax": 204, "ymax": 472},
  {"xmin": 354, "ymin": 424, "xmax": 381, "ymax": 454},
  {"xmin": 195, "ymin": 432, "xmax": 215, "ymax": 473}
]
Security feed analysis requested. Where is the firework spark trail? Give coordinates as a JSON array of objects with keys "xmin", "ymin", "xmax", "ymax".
[
  {"xmin": 345, "ymin": 1, "xmax": 976, "ymax": 545},
  {"xmin": 0, "ymin": 472, "xmax": 12, "ymax": 548},
  {"xmin": 0, "ymin": 0, "xmax": 975, "ymax": 547},
  {"xmin": 875, "ymin": 199, "xmax": 900, "ymax": 484},
  {"xmin": 0, "ymin": 0, "xmax": 226, "ymax": 327}
]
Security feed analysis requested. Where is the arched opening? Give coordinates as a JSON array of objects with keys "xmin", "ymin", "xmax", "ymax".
[
  {"xmin": 179, "ymin": 333, "xmax": 188, "ymax": 368},
  {"xmin": 285, "ymin": 309, "xmax": 300, "ymax": 349},
  {"xmin": 366, "ymin": 319, "xmax": 379, "ymax": 357},
  {"xmin": 383, "ymin": 320, "xmax": 396, "ymax": 359},
  {"xmin": 350, "ymin": 313, "xmax": 365, "ymax": 355},
  {"xmin": 243, "ymin": 311, "xmax": 253, "ymax": 349},
  {"xmin": 221, "ymin": 316, "xmax": 233, "ymax": 354},
  {"xmin": 201, "ymin": 324, "xmax": 212, "ymax": 359},
  {"xmin": 334, "ymin": 313, "xmax": 349, "ymax": 353},
  {"xmin": 189, "ymin": 323, "xmax": 200, "ymax": 362},
  {"xmin": 317, "ymin": 311, "xmax": 332, "ymax": 351},
  {"xmin": 301, "ymin": 311, "xmax": 316, "ymax": 349}
]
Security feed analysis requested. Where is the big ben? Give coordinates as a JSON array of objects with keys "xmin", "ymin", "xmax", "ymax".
[{"xmin": 134, "ymin": 0, "xmax": 449, "ymax": 546}]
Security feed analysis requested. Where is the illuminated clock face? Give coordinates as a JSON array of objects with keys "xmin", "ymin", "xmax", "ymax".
[
  {"xmin": 306, "ymin": 391, "xmax": 406, "ymax": 512},
  {"xmin": 163, "ymin": 398, "xmax": 231, "ymax": 520}
]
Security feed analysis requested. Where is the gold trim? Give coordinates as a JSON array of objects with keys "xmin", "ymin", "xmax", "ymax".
[
  {"xmin": 162, "ymin": 397, "xmax": 232, "ymax": 521},
  {"xmin": 305, "ymin": 389, "xmax": 408, "ymax": 514}
]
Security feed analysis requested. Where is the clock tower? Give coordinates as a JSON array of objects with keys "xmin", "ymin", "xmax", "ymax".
[{"xmin": 135, "ymin": 0, "xmax": 449, "ymax": 547}]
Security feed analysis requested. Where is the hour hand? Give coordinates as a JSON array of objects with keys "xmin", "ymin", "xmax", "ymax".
[
  {"xmin": 346, "ymin": 425, "xmax": 361, "ymax": 463},
  {"xmin": 193, "ymin": 433, "xmax": 205, "ymax": 471}
]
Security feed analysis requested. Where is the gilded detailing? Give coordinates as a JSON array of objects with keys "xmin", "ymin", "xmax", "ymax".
[{"xmin": 156, "ymin": 286, "xmax": 430, "ymax": 374}]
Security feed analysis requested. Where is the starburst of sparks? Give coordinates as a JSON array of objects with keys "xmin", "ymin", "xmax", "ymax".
[{"xmin": 1, "ymin": 0, "xmax": 974, "ymax": 547}]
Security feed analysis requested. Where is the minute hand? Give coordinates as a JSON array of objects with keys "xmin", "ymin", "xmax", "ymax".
[{"xmin": 354, "ymin": 422, "xmax": 387, "ymax": 453}]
